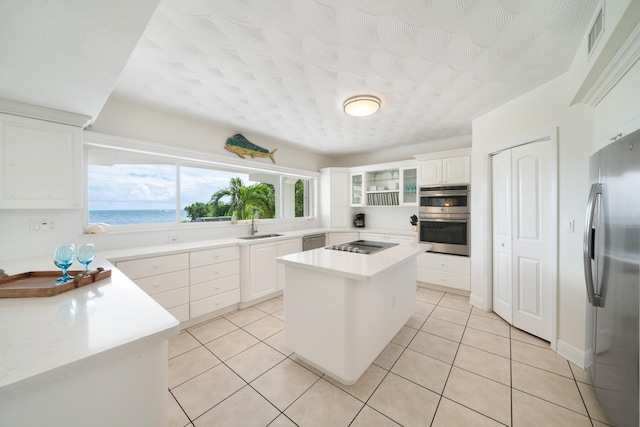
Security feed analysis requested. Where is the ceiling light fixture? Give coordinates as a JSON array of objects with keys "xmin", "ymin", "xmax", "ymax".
[{"xmin": 343, "ymin": 95, "xmax": 381, "ymax": 117}]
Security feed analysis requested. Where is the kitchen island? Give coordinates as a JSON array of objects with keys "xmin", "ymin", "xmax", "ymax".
[
  {"xmin": 278, "ymin": 241, "xmax": 430, "ymax": 385},
  {"xmin": 0, "ymin": 256, "xmax": 179, "ymax": 427}
]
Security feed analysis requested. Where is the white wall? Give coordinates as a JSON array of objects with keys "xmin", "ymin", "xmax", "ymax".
[
  {"xmin": 0, "ymin": 97, "xmax": 335, "ymax": 260},
  {"xmin": 471, "ymin": 74, "xmax": 594, "ymax": 363},
  {"xmin": 470, "ymin": 1, "xmax": 639, "ymax": 364},
  {"xmin": 90, "ymin": 96, "xmax": 335, "ymax": 172},
  {"xmin": 332, "ymin": 134, "xmax": 471, "ymax": 167}
]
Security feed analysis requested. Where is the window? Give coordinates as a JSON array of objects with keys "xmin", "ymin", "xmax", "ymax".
[{"xmin": 86, "ymin": 144, "xmax": 315, "ymax": 227}]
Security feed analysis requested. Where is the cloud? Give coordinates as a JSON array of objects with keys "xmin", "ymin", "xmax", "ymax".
[{"xmin": 88, "ymin": 163, "xmax": 251, "ymax": 210}]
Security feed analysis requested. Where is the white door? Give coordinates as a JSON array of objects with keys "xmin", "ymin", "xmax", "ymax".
[
  {"xmin": 492, "ymin": 150, "xmax": 512, "ymax": 323},
  {"xmin": 492, "ymin": 139, "xmax": 555, "ymax": 341}
]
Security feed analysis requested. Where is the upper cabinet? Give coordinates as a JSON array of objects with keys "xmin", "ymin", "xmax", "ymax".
[
  {"xmin": 349, "ymin": 160, "xmax": 417, "ymax": 207},
  {"xmin": 0, "ymin": 113, "xmax": 83, "ymax": 209},
  {"xmin": 415, "ymin": 148, "xmax": 471, "ymax": 185},
  {"xmin": 594, "ymin": 60, "xmax": 640, "ymax": 151},
  {"xmin": 320, "ymin": 167, "xmax": 351, "ymax": 228},
  {"xmin": 350, "ymin": 172, "xmax": 364, "ymax": 206}
]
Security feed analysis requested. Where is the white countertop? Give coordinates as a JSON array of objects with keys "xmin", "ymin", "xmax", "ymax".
[
  {"xmin": 101, "ymin": 227, "xmax": 418, "ymax": 262},
  {"xmin": 278, "ymin": 242, "xmax": 431, "ymax": 281},
  {"xmin": 0, "ymin": 256, "xmax": 179, "ymax": 396}
]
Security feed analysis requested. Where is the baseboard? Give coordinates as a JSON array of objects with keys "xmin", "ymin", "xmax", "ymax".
[
  {"xmin": 417, "ymin": 282, "xmax": 469, "ymax": 297},
  {"xmin": 469, "ymin": 293, "xmax": 487, "ymax": 311},
  {"xmin": 556, "ymin": 339, "xmax": 591, "ymax": 368}
]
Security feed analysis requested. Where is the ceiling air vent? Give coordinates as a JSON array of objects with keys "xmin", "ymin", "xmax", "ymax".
[{"xmin": 588, "ymin": 6, "xmax": 604, "ymax": 55}]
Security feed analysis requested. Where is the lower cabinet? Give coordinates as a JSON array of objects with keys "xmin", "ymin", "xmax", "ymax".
[
  {"xmin": 277, "ymin": 238, "xmax": 302, "ymax": 290},
  {"xmin": 189, "ymin": 246, "xmax": 240, "ymax": 319},
  {"xmin": 241, "ymin": 237, "xmax": 302, "ymax": 303},
  {"xmin": 116, "ymin": 253, "xmax": 190, "ymax": 322},
  {"xmin": 417, "ymin": 252, "xmax": 470, "ymax": 292},
  {"xmin": 115, "ymin": 245, "xmax": 241, "ymax": 323}
]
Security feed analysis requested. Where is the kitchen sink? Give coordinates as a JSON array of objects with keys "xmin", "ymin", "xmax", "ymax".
[{"xmin": 238, "ymin": 234, "xmax": 283, "ymax": 240}]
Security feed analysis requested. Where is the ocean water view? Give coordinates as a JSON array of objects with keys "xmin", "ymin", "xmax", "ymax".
[{"xmin": 89, "ymin": 209, "xmax": 189, "ymax": 225}]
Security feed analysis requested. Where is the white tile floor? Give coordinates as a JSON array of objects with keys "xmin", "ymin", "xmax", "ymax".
[{"xmin": 167, "ymin": 288, "xmax": 611, "ymax": 427}]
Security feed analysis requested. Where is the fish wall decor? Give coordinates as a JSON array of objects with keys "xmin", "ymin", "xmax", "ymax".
[{"xmin": 224, "ymin": 134, "xmax": 277, "ymax": 163}]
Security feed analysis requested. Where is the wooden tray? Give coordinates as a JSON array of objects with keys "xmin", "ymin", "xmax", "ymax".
[{"xmin": 0, "ymin": 268, "xmax": 111, "ymax": 298}]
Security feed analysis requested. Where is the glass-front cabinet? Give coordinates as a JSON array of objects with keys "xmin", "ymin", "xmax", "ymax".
[
  {"xmin": 349, "ymin": 161, "xmax": 417, "ymax": 207},
  {"xmin": 350, "ymin": 172, "xmax": 364, "ymax": 206},
  {"xmin": 365, "ymin": 169, "xmax": 399, "ymax": 206},
  {"xmin": 400, "ymin": 166, "xmax": 417, "ymax": 205}
]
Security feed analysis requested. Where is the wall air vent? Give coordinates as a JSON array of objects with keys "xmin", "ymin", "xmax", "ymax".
[{"xmin": 588, "ymin": 6, "xmax": 604, "ymax": 55}]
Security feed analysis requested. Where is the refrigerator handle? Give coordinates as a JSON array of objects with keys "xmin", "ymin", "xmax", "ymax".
[{"xmin": 583, "ymin": 183, "xmax": 602, "ymax": 307}]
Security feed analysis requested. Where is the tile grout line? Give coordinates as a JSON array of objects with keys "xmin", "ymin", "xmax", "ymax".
[{"xmin": 170, "ymin": 291, "xmax": 605, "ymax": 427}]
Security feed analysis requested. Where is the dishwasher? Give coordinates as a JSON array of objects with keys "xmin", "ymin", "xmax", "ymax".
[{"xmin": 302, "ymin": 233, "xmax": 326, "ymax": 251}]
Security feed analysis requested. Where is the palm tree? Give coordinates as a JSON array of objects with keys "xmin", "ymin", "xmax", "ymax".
[{"xmin": 209, "ymin": 177, "xmax": 275, "ymax": 220}]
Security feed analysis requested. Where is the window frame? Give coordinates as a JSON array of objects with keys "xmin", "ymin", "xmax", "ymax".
[{"xmin": 83, "ymin": 132, "xmax": 319, "ymax": 230}]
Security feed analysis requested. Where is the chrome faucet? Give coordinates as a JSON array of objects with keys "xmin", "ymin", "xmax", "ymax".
[{"xmin": 250, "ymin": 208, "xmax": 258, "ymax": 235}]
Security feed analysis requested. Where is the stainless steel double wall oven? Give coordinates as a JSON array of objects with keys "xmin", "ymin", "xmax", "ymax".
[{"xmin": 418, "ymin": 184, "xmax": 470, "ymax": 256}]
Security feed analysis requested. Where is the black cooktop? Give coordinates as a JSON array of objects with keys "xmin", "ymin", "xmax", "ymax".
[{"xmin": 325, "ymin": 240, "xmax": 398, "ymax": 255}]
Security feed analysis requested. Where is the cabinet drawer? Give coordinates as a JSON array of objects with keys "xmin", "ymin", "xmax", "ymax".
[
  {"xmin": 190, "ymin": 246, "xmax": 239, "ymax": 268},
  {"xmin": 167, "ymin": 304, "xmax": 190, "ymax": 323},
  {"xmin": 151, "ymin": 286, "xmax": 189, "ymax": 309},
  {"xmin": 191, "ymin": 274, "xmax": 239, "ymax": 301},
  {"xmin": 134, "ymin": 270, "xmax": 189, "ymax": 295},
  {"xmin": 190, "ymin": 259, "xmax": 239, "ymax": 285},
  {"xmin": 417, "ymin": 267, "xmax": 470, "ymax": 291},
  {"xmin": 417, "ymin": 252, "xmax": 470, "ymax": 274},
  {"xmin": 190, "ymin": 288, "xmax": 240, "ymax": 319},
  {"xmin": 116, "ymin": 253, "xmax": 189, "ymax": 280}
]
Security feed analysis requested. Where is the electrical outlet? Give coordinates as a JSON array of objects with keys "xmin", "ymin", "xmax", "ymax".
[
  {"xmin": 564, "ymin": 219, "xmax": 574, "ymax": 233},
  {"xmin": 30, "ymin": 220, "xmax": 55, "ymax": 232}
]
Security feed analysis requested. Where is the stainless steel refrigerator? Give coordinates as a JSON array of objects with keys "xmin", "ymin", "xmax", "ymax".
[{"xmin": 584, "ymin": 128, "xmax": 640, "ymax": 427}]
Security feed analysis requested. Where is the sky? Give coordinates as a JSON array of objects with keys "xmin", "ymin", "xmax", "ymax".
[{"xmin": 88, "ymin": 163, "xmax": 249, "ymax": 211}]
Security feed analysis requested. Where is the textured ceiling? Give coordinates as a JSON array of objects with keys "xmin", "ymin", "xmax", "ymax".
[
  {"xmin": 0, "ymin": 0, "xmax": 160, "ymax": 118},
  {"xmin": 112, "ymin": 0, "xmax": 599, "ymax": 155}
]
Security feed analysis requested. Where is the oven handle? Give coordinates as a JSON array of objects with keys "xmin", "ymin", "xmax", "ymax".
[
  {"xmin": 420, "ymin": 218, "xmax": 468, "ymax": 223},
  {"xmin": 419, "ymin": 191, "xmax": 468, "ymax": 197}
]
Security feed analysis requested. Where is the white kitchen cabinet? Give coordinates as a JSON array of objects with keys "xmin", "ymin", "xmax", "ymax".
[
  {"xmin": 350, "ymin": 172, "xmax": 364, "ymax": 206},
  {"xmin": 116, "ymin": 245, "xmax": 241, "ymax": 323},
  {"xmin": 400, "ymin": 166, "xmax": 418, "ymax": 205},
  {"xmin": 419, "ymin": 159, "xmax": 441, "ymax": 185},
  {"xmin": 353, "ymin": 161, "xmax": 417, "ymax": 207},
  {"xmin": 594, "ymin": 59, "xmax": 640, "ymax": 151},
  {"xmin": 0, "ymin": 113, "xmax": 82, "ymax": 209},
  {"xmin": 189, "ymin": 246, "xmax": 240, "ymax": 319},
  {"xmin": 415, "ymin": 149, "xmax": 471, "ymax": 185},
  {"xmin": 277, "ymin": 238, "xmax": 302, "ymax": 290},
  {"xmin": 320, "ymin": 167, "xmax": 350, "ymax": 228},
  {"xmin": 241, "ymin": 237, "xmax": 302, "ymax": 304},
  {"xmin": 327, "ymin": 232, "xmax": 360, "ymax": 245},
  {"xmin": 417, "ymin": 252, "xmax": 470, "ymax": 292},
  {"xmin": 116, "ymin": 253, "xmax": 190, "ymax": 322}
]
